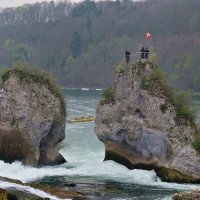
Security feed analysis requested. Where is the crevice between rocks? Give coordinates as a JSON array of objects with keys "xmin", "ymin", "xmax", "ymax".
[{"xmin": 38, "ymin": 121, "xmax": 66, "ymax": 166}]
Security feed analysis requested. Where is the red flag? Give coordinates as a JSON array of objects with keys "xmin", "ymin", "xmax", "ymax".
[{"xmin": 146, "ymin": 31, "xmax": 152, "ymax": 40}]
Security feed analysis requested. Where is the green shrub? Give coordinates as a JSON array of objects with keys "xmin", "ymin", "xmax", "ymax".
[
  {"xmin": 193, "ymin": 128, "xmax": 200, "ymax": 153},
  {"xmin": 141, "ymin": 77, "xmax": 150, "ymax": 90},
  {"xmin": 175, "ymin": 93, "xmax": 195, "ymax": 122},
  {"xmin": 115, "ymin": 62, "xmax": 125, "ymax": 74},
  {"xmin": 1, "ymin": 62, "xmax": 66, "ymax": 116},
  {"xmin": 101, "ymin": 87, "xmax": 115, "ymax": 105},
  {"xmin": 152, "ymin": 67, "xmax": 195, "ymax": 123}
]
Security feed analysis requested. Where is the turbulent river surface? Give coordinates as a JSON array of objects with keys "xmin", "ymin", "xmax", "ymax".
[{"xmin": 0, "ymin": 89, "xmax": 200, "ymax": 200}]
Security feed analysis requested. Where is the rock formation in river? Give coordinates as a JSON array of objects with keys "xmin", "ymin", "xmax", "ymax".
[
  {"xmin": 0, "ymin": 176, "xmax": 84, "ymax": 199},
  {"xmin": 95, "ymin": 61, "xmax": 200, "ymax": 182},
  {"xmin": 173, "ymin": 189, "xmax": 200, "ymax": 200},
  {"xmin": 0, "ymin": 64, "xmax": 66, "ymax": 166}
]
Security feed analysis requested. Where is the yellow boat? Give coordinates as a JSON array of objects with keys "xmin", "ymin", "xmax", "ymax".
[{"xmin": 67, "ymin": 115, "xmax": 95, "ymax": 123}]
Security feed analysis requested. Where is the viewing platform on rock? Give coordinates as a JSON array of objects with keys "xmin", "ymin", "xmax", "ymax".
[{"xmin": 125, "ymin": 49, "xmax": 150, "ymax": 64}]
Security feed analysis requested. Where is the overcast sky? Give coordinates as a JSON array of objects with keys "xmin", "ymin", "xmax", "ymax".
[
  {"xmin": 0, "ymin": 0, "xmax": 144, "ymax": 8},
  {"xmin": 0, "ymin": 0, "xmax": 61, "ymax": 8},
  {"xmin": 1, "ymin": 0, "xmax": 146, "ymax": 8}
]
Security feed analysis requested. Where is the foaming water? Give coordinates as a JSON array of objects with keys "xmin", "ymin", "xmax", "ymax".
[
  {"xmin": 0, "ymin": 160, "xmax": 198, "ymax": 192},
  {"xmin": 0, "ymin": 161, "xmax": 68, "ymax": 182},
  {"xmin": 0, "ymin": 89, "xmax": 200, "ymax": 200},
  {"xmin": 0, "ymin": 181, "xmax": 66, "ymax": 200}
]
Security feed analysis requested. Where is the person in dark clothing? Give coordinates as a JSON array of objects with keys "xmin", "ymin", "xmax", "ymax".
[
  {"xmin": 145, "ymin": 47, "xmax": 149, "ymax": 60},
  {"xmin": 125, "ymin": 50, "xmax": 131, "ymax": 64},
  {"xmin": 140, "ymin": 47, "xmax": 145, "ymax": 59}
]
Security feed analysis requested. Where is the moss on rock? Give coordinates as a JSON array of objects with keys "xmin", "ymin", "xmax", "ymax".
[
  {"xmin": 0, "ymin": 188, "xmax": 8, "ymax": 200},
  {"xmin": 193, "ymin": 129, "xmax": 200, "ymax": 153},
  {"xmin": 140, "ymin": 64, "xmax": 196, "ymax": 125},
  {"xmin": 156, "ymin": 167, "xmax": 200, "ymax": 183},
  {"xmin": 115, "ymin": 62, "xmax": 125, "ymax": 75},
  {"xmin": 1, "ymin": 62, "xmax": 66, "ymax": 116}
]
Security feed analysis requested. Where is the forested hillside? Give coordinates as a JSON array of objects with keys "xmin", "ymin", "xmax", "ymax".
[{"xmin": 0, "ymin": 0, "xmax": 200, "ymax": 90}]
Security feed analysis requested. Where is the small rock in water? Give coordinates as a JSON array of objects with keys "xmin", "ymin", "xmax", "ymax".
[{"xmin": 64, "ymin": 183, "xmax": 77, "ymax": 187}]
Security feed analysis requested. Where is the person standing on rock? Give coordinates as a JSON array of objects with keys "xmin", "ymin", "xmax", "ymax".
[
  {"xmin": 140, "ymin": 47, "xmax": 145, "ymax": 59},
  {"xmin": 145, "ymin": 47, "xmax": 149, "ymax": 60},
  {"xmin": 125, "ymin": 50, "xmax": 131, "ymax": 64}
]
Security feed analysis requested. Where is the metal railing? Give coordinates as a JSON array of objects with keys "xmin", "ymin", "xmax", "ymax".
[{"xmin": 126, "ymin": 52, "xmax": 149, "ymax": 64}]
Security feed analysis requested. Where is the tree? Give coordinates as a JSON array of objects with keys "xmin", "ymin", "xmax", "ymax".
[
  {"xmin": 70, "ymin": 31, "xmax": 83, "ymax": 59},
  {"xmin": 70, "ymin": 0, "xmax": 97, "ymax": 18}
]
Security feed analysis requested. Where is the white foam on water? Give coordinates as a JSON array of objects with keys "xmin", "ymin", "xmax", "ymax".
[
  {"xmin": 0, "ymin": 181, "xmax": 69, "ymax": 200},
  {"xmin": 81, "ymin": 88, "xmax": 90, "ymax": 91},
  {"xmin": 0, "ymin": 160, "xmax": 199, "ymax": 192},
  {"xmin": 0, "ymin": 161, "xmax": 69, "ymax": 182},
  {"xmin": 96, "ymin": 89, "xmax": 103, "ymax": 91}
]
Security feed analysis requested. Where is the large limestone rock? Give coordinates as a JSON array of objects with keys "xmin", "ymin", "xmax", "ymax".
[
  {"xmin": 95, "ymin": 61, "xmax": 200, "ymax": 182},
  {"xmin": 0, "ymin": 67, "xmax": 66, "ymax": 166}
]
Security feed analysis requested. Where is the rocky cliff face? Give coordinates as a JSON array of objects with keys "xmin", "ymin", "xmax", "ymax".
[
  {"xmin": 0, "ymin": 67, "xmax": 66, "ymax": 166},
  {"xmin": 96, "ymin": 61, "xmax": 200, "ymax": 182}
]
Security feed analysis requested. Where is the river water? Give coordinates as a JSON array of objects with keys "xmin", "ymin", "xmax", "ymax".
[{"xmin": 0, "ymin": 88, "xmax": 199, "ymax": 200}]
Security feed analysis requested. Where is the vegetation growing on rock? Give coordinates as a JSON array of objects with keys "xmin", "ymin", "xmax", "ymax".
[
  {"xmin": 115, "ymin": 62, "xmax": 125, "ymax": 75},
  {"xmin": 1, "ymin": 62, "xmax": 66, "ymax": 116},
  {"xmin": 193, "ymin": 129, "xmax": 200, "ymax": 153},
  {"xmin": 100, "ymin": 87, "xmax": 115, "ymax": 105},
  {"xmin": 141, "ymin": 64, "xmax": 195, "ymax": 124},
  {"xmin": 0, "ymin": 188, "xmax": 7, "ymax": 199},
  {"xmin": 156, "ymin": 167, "xmax": 200, "ymax": 183}
]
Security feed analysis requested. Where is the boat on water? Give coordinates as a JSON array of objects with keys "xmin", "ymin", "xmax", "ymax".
[{"xmin": 67, "ymin": 114, "xmax": 95, "ymax": 123}]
